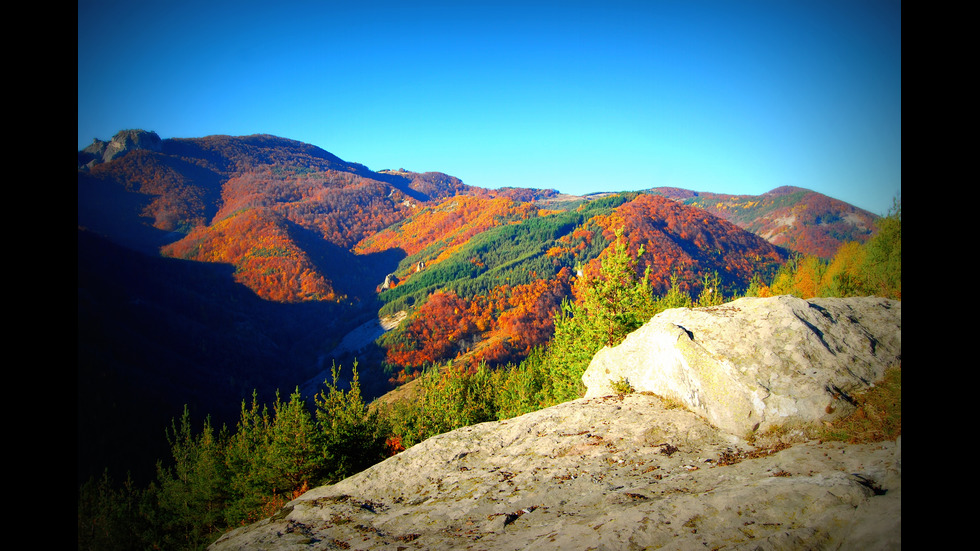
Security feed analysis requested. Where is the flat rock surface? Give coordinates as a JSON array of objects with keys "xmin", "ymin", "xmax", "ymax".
[{"xmin": 209, "ymin": 393, "xmax": 901, "ymax": 550}]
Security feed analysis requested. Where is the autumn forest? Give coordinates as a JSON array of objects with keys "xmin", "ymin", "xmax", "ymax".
[{"xmin": 77, "ymin": 131, "xmax": 898, "ymax": 550}]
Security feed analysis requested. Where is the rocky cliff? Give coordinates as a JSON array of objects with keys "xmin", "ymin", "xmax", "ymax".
[
  {"xmin": 78, "ymin": 129, "xmax": 163, "ymax": 169},
  {"xmin": 209, "ymin": 296, "xmax": 901, "ymax": 550}
]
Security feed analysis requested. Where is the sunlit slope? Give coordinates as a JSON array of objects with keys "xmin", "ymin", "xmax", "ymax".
[{"xmin": 649, "ymin": 186, "xmax": 878, "ymax": 259}]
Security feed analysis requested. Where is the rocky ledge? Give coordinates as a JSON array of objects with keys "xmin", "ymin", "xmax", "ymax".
[{"xmin": 210, "ymin": 296, "xmax": 901, "ymax": 550}]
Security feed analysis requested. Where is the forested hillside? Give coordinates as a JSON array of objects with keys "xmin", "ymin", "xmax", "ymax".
[
  {"xmin": 77, "ymin": 130, "xmax": 880, "ymax": 496},
  {"xmin": 649, "ymin": 185, "xmax": 879, "ymax": 258},
  {"xmin": 364, "ymin": 192, "xmax": 789, "ymax": 377}
]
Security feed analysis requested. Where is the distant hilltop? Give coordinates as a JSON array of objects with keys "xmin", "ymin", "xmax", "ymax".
[{"xmin": 647, "ymin": 185, "xmax": 879, "ymax": 259}]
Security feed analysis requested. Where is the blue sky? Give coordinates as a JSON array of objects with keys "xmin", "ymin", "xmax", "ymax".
[{"xmin": 78, "ymin": 0, "xmax": 901, "ymax": 215}]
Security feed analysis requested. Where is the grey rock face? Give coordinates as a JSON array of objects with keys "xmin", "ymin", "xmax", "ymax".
[
  {"xmin": 78, "ymin": 129, "xmax": 163, "ymax": 168},
  {"xmin": 209, "ymin": 393, "xmax": 900, "ymax": 551},
  {"xmin": 381, "ymin": 273, "xmax": 399, "ymax": 291},
  {"xmin": 583, "ymin": 296, "xmax": 901, "ymax": 437}
]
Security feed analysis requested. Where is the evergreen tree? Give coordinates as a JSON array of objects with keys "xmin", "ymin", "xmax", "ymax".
[
  {"xmin": 657, "ymin": 273, "xmax": 694, "ymax": 310},
  {"xmin": 817, "ymin": 241, "xmax": 865, "ymax": 298},
  {"xmin": 493, "ymin": 347, "xmax": 550, "ymax": 419},
  {"xmin": 151, "ymin": 407, "xmax": 229, "ymax": 549},
  {"xmin": 544, "ymin": 229, "xmax": 659, "ymax": 403},
  {"xmin": 264, "ymin": 388, "xmax": 326, "ymax": 495},
  {"xmin": 315, "ymin": 362, "xmax": 390, "ymax": 481},
  {"xmin": 222, "ymin": 391, "xmax": 274, "ymax": 525},
  {"xmin": 695, "ymin": 271, "xmax": 725, "ymax": 307},
  {"xmin": 77, "ymin": 471, "xmax": 153, "ymax": 551}
]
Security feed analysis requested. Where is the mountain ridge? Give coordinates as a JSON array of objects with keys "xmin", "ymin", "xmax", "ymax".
[{"xmin": 79, "ymin": 130, "xmax": 876, "ymax": 263}]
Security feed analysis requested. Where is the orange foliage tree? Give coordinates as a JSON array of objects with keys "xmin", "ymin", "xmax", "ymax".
[
  {"xmin": 384, "ymin": 291, "xmax": 477, "ymax": 368},
  {"xmin": 355, "ymin": 195, "xmax": 539, "ymax": 268},
  {"xmin": 384, "ymin": 270, "xmax": 572, "ymax": 374}
]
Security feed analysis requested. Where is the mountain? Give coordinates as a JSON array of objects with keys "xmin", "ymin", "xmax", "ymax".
[
  {"xmin": 76, "ymin": 130, "xmax": 869, "ymax": 484},
  {"xmin": 647, "ymin": 185, "xmax": 879, "ymax": 259}
]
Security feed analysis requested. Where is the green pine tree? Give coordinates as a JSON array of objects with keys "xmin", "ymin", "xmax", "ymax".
[
  {"xmin": 544, "ymin": 228, "xmax": 659, "ymax": 403},
  {"xmin": 151, "ymin": 407, "xmax": 229, "ymax": 549},
  {"xmin": 315, "ymin": 361, "xmax": 390, "ymax": 482}
]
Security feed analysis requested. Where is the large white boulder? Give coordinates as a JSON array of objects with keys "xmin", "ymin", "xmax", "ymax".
[{"xmin": 582, "ymin": 295, "xmax": 901, "ymax": 436}]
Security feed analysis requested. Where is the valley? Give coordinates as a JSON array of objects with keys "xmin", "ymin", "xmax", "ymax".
[{"xmin": 77, "ymin": 130, "xmax": 882, "ymax": 485}]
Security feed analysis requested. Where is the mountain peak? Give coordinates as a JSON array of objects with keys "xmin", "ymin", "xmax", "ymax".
[{"xmin": 79, "ymin": 129, "xmax": 163, "ymax": 169}]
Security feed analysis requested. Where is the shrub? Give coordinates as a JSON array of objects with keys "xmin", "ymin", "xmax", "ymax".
[{"xmin": 609, "ymin": 377, "xmax": 634, "ymax": 395}]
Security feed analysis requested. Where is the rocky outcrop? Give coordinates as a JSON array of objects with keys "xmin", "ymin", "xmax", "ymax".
[
  {"xmin": 209, "ymin": 296, "xmax": 901, "ymax": 550},
  {"xmin": 210, "ymin": 393, "xmax": 901, "ymax": 551},
  {"xmin": 583, "ymin": 296, "xmax": 901, "ymax": 437},
  {"xmin": 380, "ymin": 273, "xmax": 399, "ymax": 291},
  {"xmin": 78, "ymin": 129, "xmax": 163, "ymax": 169}
]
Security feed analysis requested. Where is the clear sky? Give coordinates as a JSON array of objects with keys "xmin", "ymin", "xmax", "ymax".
[{"xmin": 78, "ymin": 0, "xmax": 901, "ymax": 215}]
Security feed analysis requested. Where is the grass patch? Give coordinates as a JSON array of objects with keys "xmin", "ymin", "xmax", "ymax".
[
  {"xmin": 746, "ymin": 419, "xmax": 823, "ymax": 447},
  {"xmin": 638, "ymin": 391, "xmax": 689, "ymax": 411},
  {"xmin": 821, "ymin": 365, "xmax": 901, "ymax": 443}
]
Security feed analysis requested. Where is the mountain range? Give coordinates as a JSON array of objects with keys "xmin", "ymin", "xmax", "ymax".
[{"xmin": 77, "ymin": 130, "xmax": 880, "ymax": 484}]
